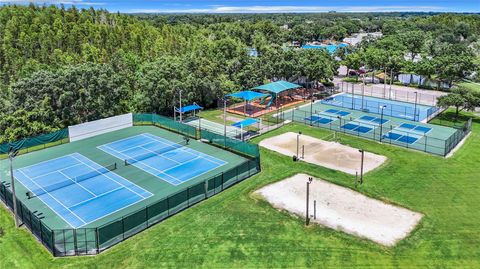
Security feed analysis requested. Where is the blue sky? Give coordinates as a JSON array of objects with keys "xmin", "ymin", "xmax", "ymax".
[{"xmin": 0, "ymin": 0, "xmax": 478, "ymax": 13}]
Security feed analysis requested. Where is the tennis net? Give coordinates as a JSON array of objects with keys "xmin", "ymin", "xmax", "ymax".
[
  {"xmin": 28, "ymin": 163, "xmax": 117, "ymax": 198},
  {"xmin": 124, "ymin": 140, "xmax": 188, "ymax": 166}
]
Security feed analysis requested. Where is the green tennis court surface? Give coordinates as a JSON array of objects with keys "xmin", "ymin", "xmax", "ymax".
[
  {"xmin": 184, "ymin": 118, "xmax": 246, "ymax": 139},
  {"xmin": 1, "ymin": 126, "xmax": 246, "ymax": 230},
  {"xmin": 282, "ymin": 101, "xmax": 466, "ymax": 156}
]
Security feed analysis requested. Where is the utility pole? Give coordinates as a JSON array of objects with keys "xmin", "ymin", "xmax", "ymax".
[
  {"xmin": 223, "ymin": 97, "xmax": 227, "ymax": 147},
  {"xmin": 296, "ymin": 132, "xmax": 302, "ymax": 159},
  {"xmin": 306, "ymin": 177, "xmax": 313, "ymax": 226},
  {"xmin": 361, "ymin": 83, "xmax": 365, "ymax": 110},
  {"xmin": 358, "ymin": 149, "xmax": 365, "ymax": 184},
  {"xmin": 310, "ymin": 88, "xmax": 314, "ymax": 125},
  {"xmin": 379, "ymin": 105, "xmax": 387, "ymax": 142},
  {"xmin": 178, "ymin": 89, "xmax": 183, "ymax": 122},
  {"xmin": 389, "ymin": 69, "xmax": 393, "ymax": 99},
  {"xmin": 383, "ymin": 67, "xmax": 387, "ymax": 98},
  {"xmin": 351, "ymin": 83, "xmax": 355, "ymax": 110},
  {"xmin": 413, "ymin": 92, "xmax": 418, "ymax": 121},
  {"xmin": 9, "ymin": 149, "xmax": 19, "ymax": 228}
]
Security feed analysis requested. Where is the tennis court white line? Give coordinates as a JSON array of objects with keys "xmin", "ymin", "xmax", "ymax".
[
  {"xmin": 397, "ymin": 126, "xmax": 433, "ymax": 136},
  {"xmin": 118, "ymin": 140, "xmax": 158, "ymax": 153},
  {"xmin": 139, "ymin": 145, "xmax": 182, "ymax": 164},
  {"xmin": 168, "ymin": 158, "xmax": 228, "ymax": 185},
  {"xmin": 181, "ymin": 147, "xmax": 226, "ymax": 166},
  {"xmin": 385, "ymin": 134, "xmax": 421, "ymax": 145},
  {"xmin": 162, "ymin": 156, "xmax": 202, "ymax": 173},
  {"xmin": 98, "ymin": 134, "xmax": 175, "ymax": 159},
  {"xmin": 68, "ymin": 155, "xmax": 154, "ymax": 228},
  {"xmin": 101, "ymin": 133, "xmax": 227, "ymax": 185},
  {"xmin": 98, "ymin": 145, "xmax": 183, "ymax": 185},
  {"xmin": 119, "ymin": 135, "xmax": 197, "ymax": 166},
  {"xmin": 17, "ymin": 153, "xmax": 153, "ymax": 228},
  {"xmin": 58, "ymin": 170, "xmax": 98, "ymax": 197},
  {"xmin": 143, "ymin": 133, "xmax": 226, "ymax": 166},
  {"xmin": 160, "ymin": 155, "xmax": 228, "ymax": 184},
  {"xmin": 77, "ymin": 192, "xmax": 152, "ymax": 228},
  {"xmin": 69, "ymin": 186, "xmax": 124, "ymax": 208},
  {"xmin": 97, "ymin": 133, "xmax": 147, "ymax": 147},
  {"xmin": 129, "ymin": 137, "xmax": 226, "ymax": 177},
  {"xmin": 16, "ymin": 169, "xmax": 87, "ymax": 227},
  {"xmin": 140, "ymin": 137, "xmax": 220, "ymax": 167},
  {"xmin": 29, "ymin": 163, "xmax": 83, "ymax": 180},
  {"xmin": 99, "ymin": 144, "xmax": 183, "ymax": 184},
  {"xmin": 17, "ymin": 154, "xmax": 82, "ymax": 178},
  {"xmin": 70, "ymin": 154, "xmax": 154, "ymax": 199}
]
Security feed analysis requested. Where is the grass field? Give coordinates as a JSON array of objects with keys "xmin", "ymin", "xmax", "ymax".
[
  {"xmin": 458, "ymin": 80, "xmax": 480, "ymax": 93},
  {"xmin": 1, "ymin": 110, "xmax": 480, "ymax": 268}
]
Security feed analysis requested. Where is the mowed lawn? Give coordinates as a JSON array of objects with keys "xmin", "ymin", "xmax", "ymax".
[{"xmin": 1, "ymin": 111, "xmax": 480, "ymax": 268}]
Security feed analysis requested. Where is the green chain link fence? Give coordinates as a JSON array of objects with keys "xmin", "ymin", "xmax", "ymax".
[
  {"xmin": 0, "ymin": 129, "xmax": 69, "ymax": 155},
  {"xmin": 0, "ymin": 113, "xmax": 261, "ymax": 257}
]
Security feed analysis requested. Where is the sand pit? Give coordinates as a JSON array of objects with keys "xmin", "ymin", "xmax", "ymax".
[
  {"xmin": 255, "ymin": 174, "xmax": 423, "ymax": 246},
  {"xmin": 260, "ymin": 132, "xmax": 386, "ymax": 175}
]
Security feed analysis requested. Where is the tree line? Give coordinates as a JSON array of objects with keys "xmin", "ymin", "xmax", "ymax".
[
  {"xmin": 340, "ymin": 14, "xmax": 480, "ymax": 87},
  {"xmin": 0, "ymin": 5, "xmax": 338, "ymax": 143},
  {"xmin": 0, "ymin": 5, "xmax": 479, "ymax": 143}
]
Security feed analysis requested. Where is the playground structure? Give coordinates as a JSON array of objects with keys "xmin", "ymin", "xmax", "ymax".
[{"xmin": 226, "ymin": 81, "xmax": 307, "ymax": 118}]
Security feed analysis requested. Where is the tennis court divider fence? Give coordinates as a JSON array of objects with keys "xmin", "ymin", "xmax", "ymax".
[
  {"xmin": 0, "ymin": 113, "xmax": 260, "ymax": 256},
  {"xmin": 283, "ymin": 108, "xmax": 472, "ymax": 156}
]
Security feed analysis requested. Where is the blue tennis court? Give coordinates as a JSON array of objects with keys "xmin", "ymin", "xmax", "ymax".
[
  {"xmin": 323, "ymin": 108, "xmax": 351, "ymax": 117},
  {"xmin": 98, "ymin": 133, "xmax": 227, "ymax": 186},
  {"xmin": 304, "ymin": 108, "xmax": 350, "ymax": 124},
  {"xmin": 341, "ymin": 115, "xmax": 389, "ymax": 134},
  {"xmin": 341, "ymin": 123, "xmax": 373, "ymax": 133},
  {"xmin": 383, "ymin": 123, "xmax": 432, "ymax": 145},
  {"xmin": 13, "ymin": 153, "xmax": 152, "ymax": 228},
  {"xmin": 322, "ymin": 93, "xmax": 439, "ymax": 121},
  {"xmin": 305, "ymin": 115, "xmax": 334, "ymax": 125},
  {"xmin": 398, "ymin": 123, "xmax": 432, "ymax": 134},
  {"xmin": 357, "ymin": 115, "xmax": 389, "ymax": 125}
]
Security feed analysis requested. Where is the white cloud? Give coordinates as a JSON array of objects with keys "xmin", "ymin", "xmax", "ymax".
[
  {"xmin": 127, "ymin": 5, "xmax": 449, "ymax": 14},
  {"xmin": 0, "ymin": 0, "xmax": 105, "ymax": 6}
]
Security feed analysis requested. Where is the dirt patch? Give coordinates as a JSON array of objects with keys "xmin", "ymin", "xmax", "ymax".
[
  {"xmin": 260, "ymin": 132, "xmax": 386, "ymax": 175},
  {"xmin": 255, "ymin": 174, "xmax": 423, "ymax": 246}
]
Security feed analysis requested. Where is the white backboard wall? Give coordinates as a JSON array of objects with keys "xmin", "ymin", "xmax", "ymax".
[{"xmin": 68, "ymin": 113, "xmax": 133, "ymax": 142}]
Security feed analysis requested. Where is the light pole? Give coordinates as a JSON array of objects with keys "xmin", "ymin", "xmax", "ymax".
[
  {"xmin": 389, "ymin": 69, "xmax": 393, "ymax": 99},
  {"xmin": 306, "ymin": 177, "xmax": 313, "ymax": 226},
  {"xmin": 383, "ymin": 67, "xmax": 387, "ymax": 98},
  {"xmin": 223, "ymin": 97, "xmax": 227, "ymax": 146},
  {"xmin": 379, "ymin": 105, "xmax": 387, "ymax": 142},
  {"xmin": 358, "ymin": 149, "xmax": 364, "ymax": 184},
  {"xmin": 296, "ymin": 132, "xmax": 302, "ymax": 159},
  {"xmin": 413, "ymin": 91, "xmax": 418, "ymax": 121},
  {"xmin": 9, "ymin": 149, "xmax": 19, "ymax": 228},
  {"xmin": 351, "ymin": 83, "xmax": 355, "ymax": 110},
  {"xmin": 178, "ymin": 89, "xmax": 183, "ymax": 122},
  {"xmin": 310, "ymin": 95, "xmax": 314, "ymax": 125},
  {"xmin": 361, "ymin": 83, "xmax": 365, "ymax": 110}
]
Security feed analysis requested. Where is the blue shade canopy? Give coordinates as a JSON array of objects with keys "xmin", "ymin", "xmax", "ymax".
[
  {"xmin": 232, "ymin": 118, "xmax": 258, "ymax": 128},
  {"xmin": 179, "ymin": 104, "xmax": 203, "ymax": 113},
  {"xmin": 226, "ymin": 90, "xmax": 270, "ymax": 101},
  {"xmin": 252, "ymin": 80, "xmax": 302, "ymax": 94}
]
